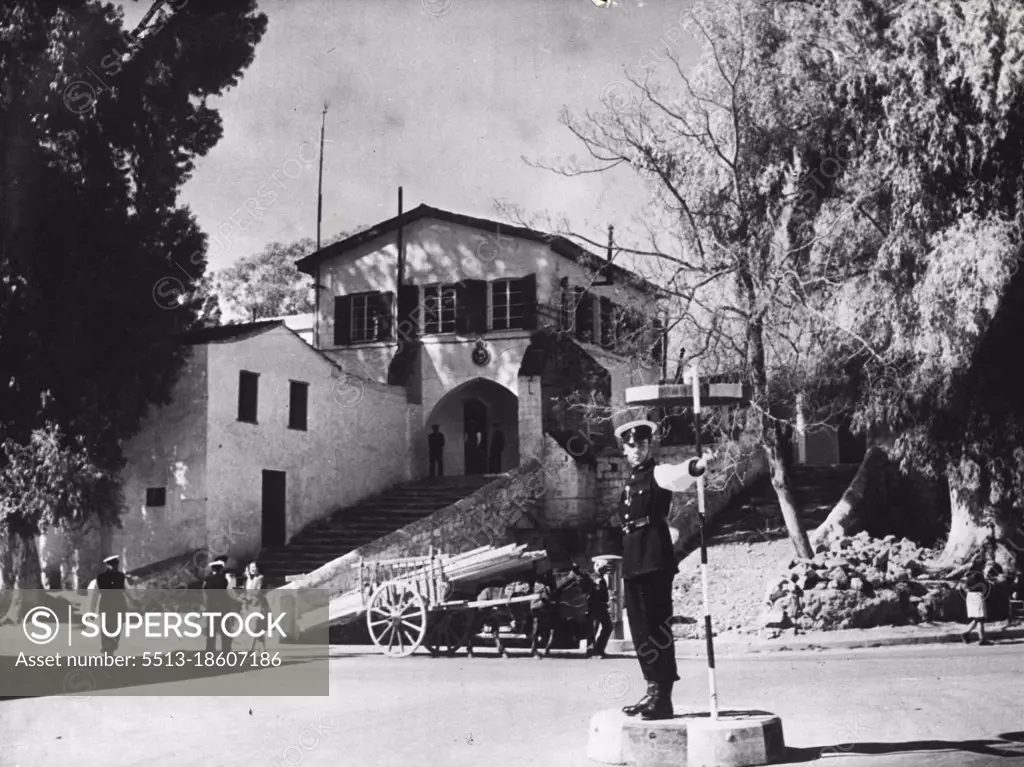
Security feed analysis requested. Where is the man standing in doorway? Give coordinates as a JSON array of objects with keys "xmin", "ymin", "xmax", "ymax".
[
  {"xmin": 428, "ymin": 424, "xmax": 446, "ymax": 478},
  {"xmin": 613, "ymin": 409, "xmax": 713, "ymax": 721},
  {"xmin": 489, "ymin": 424, "xmax": 505, "ymax": 473}
]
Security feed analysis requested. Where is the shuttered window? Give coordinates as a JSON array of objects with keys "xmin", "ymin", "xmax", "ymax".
[
  {"xmin": 351, "ymin": 294, "xmax": 378, "ymax": 342},
  {"xmin": 423, "ymin": 284, "xmax": 457, "ymax": 334},
  {"xmin": 491, "ymin": 279, "xmax": 526, "ymax": 330},
  {"xmin": 337, "ymin": 292, "xmax": 394, "ymax": 344}
]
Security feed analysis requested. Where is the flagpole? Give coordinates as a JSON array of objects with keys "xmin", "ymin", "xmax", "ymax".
[
  {"xmin": 316, "ymin": 101, "xmax": 328, "ymax": 249},
  {"xmin": 314, "ymin": 101, "xmax": 328, "ymax": 347}
]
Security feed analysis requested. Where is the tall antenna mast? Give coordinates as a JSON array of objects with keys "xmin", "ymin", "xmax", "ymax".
[{"xmin": 316, "ymin": 100, "xmax": 329, "ymax": 249}]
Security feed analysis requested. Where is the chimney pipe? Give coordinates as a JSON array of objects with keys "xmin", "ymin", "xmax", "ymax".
[{"xmin": 606, "ymin": 224, "xmax": 614, "ymax": 263}]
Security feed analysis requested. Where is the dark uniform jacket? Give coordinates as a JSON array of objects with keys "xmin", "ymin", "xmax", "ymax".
[
  {"xmin": 203, "ymin": 572, "xmax": 233, "ymax": 612},
  {"xmin": 620, "ymin": 458, "xmax": 678, "ymax": 580},
  {"xmin": 96, "ymin": 569, "xmax": 127, "ymax": 613}
]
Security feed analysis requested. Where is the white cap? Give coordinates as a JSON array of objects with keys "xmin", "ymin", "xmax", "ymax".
[
  {"xmin": 209, "ymin": 559, "xmax": 226, "ymax": 568},
  {"xmin": 103, "ymin": 555, "xmax": 120, "ymax": 565}
]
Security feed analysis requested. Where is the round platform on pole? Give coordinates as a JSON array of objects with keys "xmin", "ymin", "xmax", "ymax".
[
  {"xmin": 587, "ymin": 709, "xmax": 785, "ymax": 767},
  {"xmin": 686, "ymin": 710, "xmax": 786, "ymax": 767},
  {"xmin": 587, "ymin": 709, "xmax": 693, "ymax": 767}
]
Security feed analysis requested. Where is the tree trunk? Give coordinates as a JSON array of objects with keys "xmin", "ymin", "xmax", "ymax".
[
  {"xmin": 933, "ymin": 456, "xmax": 991, "ymax": 569},
  {"xmin": 0, "ymin": 530, "xmax": 44, "ymax": 624},
  {"xmin": 766, "ymin": 438, "xmax": 814, "ymax": 560},
  {"xmin": 811, "ymin": 446, "xmax": 888, "ymax": 550}
]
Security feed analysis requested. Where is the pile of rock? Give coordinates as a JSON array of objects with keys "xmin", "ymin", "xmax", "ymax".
[{"xmin": 760, "ymin": 532, "xmax": 965, "ymax": 634}]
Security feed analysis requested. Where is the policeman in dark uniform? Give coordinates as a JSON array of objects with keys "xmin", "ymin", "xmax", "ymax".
[
  {"xmin": 613, "ymin": 410, "xmax": 710, "ymax": 720},
  {"xmin": 93, "ymin": 555, "xmax": 128, "ymax": 657},
  {"xmin": 202, "ymin": 559, "xmax": 236, "ymax": 653}
]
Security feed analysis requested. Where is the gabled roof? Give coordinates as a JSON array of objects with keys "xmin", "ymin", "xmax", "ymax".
[
  {"xmin": 295, "ymin": 204, "xmax": 665, "ymax": 296},
  {"xmin": 177, "ymin": 320, "xmax": 283, "ymax": 345}
]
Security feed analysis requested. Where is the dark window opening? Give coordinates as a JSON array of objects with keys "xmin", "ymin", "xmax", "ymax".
[
  {"xmin": 145, "ymin": 487, "xmax": 166, "ymax": 507},
  {"xmin": 289, "ymin": 381, "xmax": 309, "ymax": 430},
  {"xmin": 238, "ymin": 370, "xmax": 259, "ymax": 423}
]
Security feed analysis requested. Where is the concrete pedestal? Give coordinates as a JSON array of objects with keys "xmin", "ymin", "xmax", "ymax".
[
  {"xmin": 587, "ymin": 708, "xmax": 785, "ymax": 767},
  {"xmin": 686, "ymin": 711, "xmax": 785, "ymax": 767}
]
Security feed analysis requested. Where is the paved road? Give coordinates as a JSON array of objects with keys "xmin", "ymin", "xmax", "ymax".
[{"xmin": 2, "ymin": 641, "xmax": 1023, "ymax": 766}]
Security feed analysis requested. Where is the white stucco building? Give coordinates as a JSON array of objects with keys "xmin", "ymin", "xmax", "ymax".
[
  {"xmin": 296, "ymin": 204, "xmax": 668, "ymax": 480},
  {"xmin": 102, "ymin": 321, "xmax": 415, "ymax": 572},
  {"xmin": 42, "ymin": 205, "xmax": 677, "ymax": 584}
]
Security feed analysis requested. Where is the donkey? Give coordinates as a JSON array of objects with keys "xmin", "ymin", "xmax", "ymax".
[{"xmin": 464, "ymin": 579, "xmax": 554, "ymax": 658}]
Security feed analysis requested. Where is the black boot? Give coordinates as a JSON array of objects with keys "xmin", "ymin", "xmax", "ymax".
[
  {"xmin": 622, "ymin": 681, "xmax": 657, "ymax": 716},
  {"xmin": 641, "ymin": 680, "xmax": 674, "ymax": 721}
]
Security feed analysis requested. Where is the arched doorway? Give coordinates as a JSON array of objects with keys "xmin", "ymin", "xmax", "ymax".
[
  {"xmin": 423, "ymin": 378, "xmax": 518, "ymax": 477},
  {"xmin": 463, "ymin": 398, "xmax": 488, "ymax": 475}
]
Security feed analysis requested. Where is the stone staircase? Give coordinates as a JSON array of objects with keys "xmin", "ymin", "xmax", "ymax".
[
  {"xmin": 686, "ymin": 463, "xmax": 861, "ymax": 553},
  {"xmin": 256, "ymin": 475, "xmax": 495, "ymax": 587}
]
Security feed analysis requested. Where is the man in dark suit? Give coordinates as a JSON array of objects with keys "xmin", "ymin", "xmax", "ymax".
[
  {"xmin": 202, "ymin": 559, "xmax": 236, "ymax": 653},
  {"xmin": 489, "ymin": 424, "xmax": 505, "ymax": 473},
  {"xmin": 428, "ymin": 424, "xmax": 446, "ymax": 477},
  {"xmin": 613, "ymin": 410, "xmax": 711, "ymax": 721},
  {"xmin": 92, "ymin": 555, "xmax": 128, "ymax": 657}
]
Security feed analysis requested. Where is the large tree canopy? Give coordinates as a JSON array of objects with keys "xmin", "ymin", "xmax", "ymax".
[
  {"xmin": 552, "ymin": 0, "xmax": 1024, "ymax": 567},
  {"xmin": 213, "ymin": 232, "xmax": 353, "ymax": 322},
  {"xmin": 0, "ymin": 0, "xmax": 267, "ymax": 589}
]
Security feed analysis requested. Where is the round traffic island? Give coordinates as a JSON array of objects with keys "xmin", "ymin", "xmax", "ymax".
[
  {"xmin": 686, "ymin": 710, "xmax": 785, "ymax": 767},
  {"xmin": 587, "ymin": 708, "xmax": 785, "ymax": 766}
]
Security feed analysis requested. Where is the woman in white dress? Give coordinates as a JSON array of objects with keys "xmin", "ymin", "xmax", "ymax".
[{"xmin": 244, "ymin": 562, "xmax": 270, "ymax": 654}]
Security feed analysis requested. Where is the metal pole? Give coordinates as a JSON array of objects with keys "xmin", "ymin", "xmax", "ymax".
[{"xmin": 691, "ymin": 361, "xmax": 719, "ymax": 720}]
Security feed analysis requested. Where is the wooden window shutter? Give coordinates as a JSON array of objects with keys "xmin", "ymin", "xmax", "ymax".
[
  {"xmin": 599, "ymin": 297, "xmax": 615, "ymax": 349},
  {"xmin": 375, "ymin": 291, "xmax": 395, "ymax": 341},
  {"xmin": 575, "ymin": 289, "xmax": 594, "ymax": 343},
  {"xmin": 396, "ymin": 285, "xmax": 420, "ymax": 342},
  {"xmin": 333, "ymin": 295, "xmax": 351, "ymax": 346},
  {"xmin": 458, "ymin": 280, "xmax": 488, "ymax": 334},
  {"xmin": 520, "ymin": 273, "xmax": 537, "ymax": 329}
]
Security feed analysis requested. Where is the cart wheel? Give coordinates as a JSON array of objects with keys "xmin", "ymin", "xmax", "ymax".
[
  {"xmin": 424, "ymin": 610, "xmax": 470, "ymax": 657},
  {"xmin": 366, "ymin": 581, "xmax": 428, "ymax": 657}
]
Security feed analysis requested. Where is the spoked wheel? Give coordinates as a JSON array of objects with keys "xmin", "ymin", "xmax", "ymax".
[
  {"xmin": 366, "ymin": 581, "xmax": 428, "ymax": 657},
  {"xmin": 424, "ymin": 610, "xmax": 471, "ymax": 657}
]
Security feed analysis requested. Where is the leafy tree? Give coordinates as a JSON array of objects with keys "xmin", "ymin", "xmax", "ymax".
[
  {"xmin": 549, "ymin": 0, "xmax": 869, "ymax": 559},
  {"xmin": 213, "ymin": 231, "xmax": 356, "ymax": 322},
  {"xmin": 0, "ymin": 0, "xmax": 267, "ymax": 590},
  {"xmin": 772, "ymin": 0, "xmax": 1024, "ymax": 568}
]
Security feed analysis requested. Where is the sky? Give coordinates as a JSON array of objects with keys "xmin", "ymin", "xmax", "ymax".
[{"xmin": 121, "ymin": 0, "xmax": 703, "ymax": 274}]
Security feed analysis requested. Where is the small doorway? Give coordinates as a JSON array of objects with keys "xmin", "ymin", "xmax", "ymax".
[
  {"xmin": 463, "ymin": 398, "xmax": 488, "ymax": 475},
  {"xmin": 262, "ymin": 470, "xmax": 287, "ymax": 548}
]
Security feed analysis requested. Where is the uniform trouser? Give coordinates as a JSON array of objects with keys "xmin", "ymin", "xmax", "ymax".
[
  {"xmin": 206, "ymin": 620, "xmax": 233, "ymax": 653},
  {"xmin": 624, "ymin": 571, "xmax": 678, "ymax": 683},
  {"xmin": 588, "ymin": 608, "xmax": 613, "ymax": 654},
  {"xmin": 429, "ymin": 453, "xmax": 444, "ymax": 477}
]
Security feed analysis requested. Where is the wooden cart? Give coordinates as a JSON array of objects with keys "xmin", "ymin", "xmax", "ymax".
[{"xmin": 335, "ymin": 544, "xmax": 549, "ymax": 658}]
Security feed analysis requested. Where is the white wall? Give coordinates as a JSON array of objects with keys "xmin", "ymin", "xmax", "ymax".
[
  {"xmin": 112, "ymin": 347, "xmax": 210, "ymax": 570},
  {"xmin": 204, "ymin": 326, "xmax": 414, "ymax": 563}
]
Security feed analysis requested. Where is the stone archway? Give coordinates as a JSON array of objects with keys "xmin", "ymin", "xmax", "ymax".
[{"xmin": 423, "ymin": 378, "xmax": 519, "ymax": 477}]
